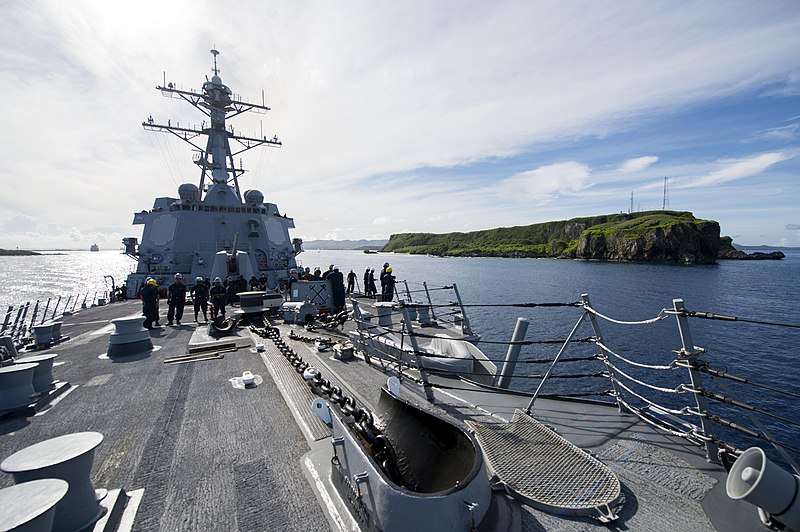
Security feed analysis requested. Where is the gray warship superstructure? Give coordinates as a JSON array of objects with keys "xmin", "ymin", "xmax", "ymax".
[{"xmin": 123, "ymin": 50, "xmax": 301, "ymax": 297}]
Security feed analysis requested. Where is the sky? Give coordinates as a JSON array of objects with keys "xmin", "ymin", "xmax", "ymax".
[{"xmin": 1, "ymin": 1, "xmax": 799, "ymax": 250}]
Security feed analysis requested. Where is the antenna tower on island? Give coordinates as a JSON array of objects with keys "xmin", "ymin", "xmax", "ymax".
[
  {"xmin": 629, "ymin": 191, "xmax": 634, "ymax": 214},
  {"xmin": 662, "ymin": 177, "xmax": 670, "ymax": 210}
]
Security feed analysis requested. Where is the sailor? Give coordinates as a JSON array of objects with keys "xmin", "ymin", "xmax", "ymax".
[
  {"xmin": 321, "ymin": 264, "xmax": 334, "ymax": 280},
  {"xmin": 141, "ymin": 278, "xmax": 160, "ymax": 329},
  {"xmin": 301, "ymin": 267, "xmax": 312, "ymax": 281},
  {"xmin": 380, "ymin": 262, "xmax": 390, "ymax": 295},
  {"xmin": 288, "ymin": 268, "xmax": 299, "ymax": 291},
  {"xmin": 225, "ymin": 276, "xmax": 236, "ymax": 304},
  {"xmin": 167, "ymin": 273, "xmax": 187, "ymax": 326},
  {"xmin": 382, "ymin": 266, "xmax": 396, "ymax": 302},
  {"xmin": 192, "ymin": 276, "xmax": 209, "ymax": 322},
  {"xmin": 363, "ymin": 267, "xmax": 370, "ymax": 295},
  {"xmin": 312, "ymin": 267, "xmax": 322, "ymax": 280},
  {"xmin": 210, "ymin": 277, "xmax": 227, "ymax": 318},
  {"xmin": 346, "ymin": 269, "xmax": 356, "ymax": 294},
  {"xmin": 328, "ymin": 266, "xmax": 346, "ymax": 313},
  {"xmin": 368, "ymin": 268, "xmax": 377, "ymax": 298},
  {"xmin": 258, "ymin": 273, "xmax": 268, "ymax": 290},
  {"xmin": 249, "ymin": 276, "xmax": 259, "ymax": 291}
]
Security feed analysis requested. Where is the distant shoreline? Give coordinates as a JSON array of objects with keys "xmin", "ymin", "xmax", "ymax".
[
  {"xmin": 0, "ymin": 249, "xmax": 41, "ymax": 256},
  {"xmin": 0, "ymin": 249, "xmax": 68, "ymax": 256}
]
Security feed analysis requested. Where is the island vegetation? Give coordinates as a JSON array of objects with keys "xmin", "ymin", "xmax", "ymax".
[{"xmin": 382, "ymin": 211, "xmax": 784, "ymax": 264}]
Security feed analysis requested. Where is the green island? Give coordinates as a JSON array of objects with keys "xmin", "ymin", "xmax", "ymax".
[{"xmin": 382, "ymin": 211, "xmax": 785, "ymax": 264}]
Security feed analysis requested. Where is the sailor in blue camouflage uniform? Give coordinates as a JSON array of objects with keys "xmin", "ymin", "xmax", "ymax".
[
  {"xmin": 167, "ymin": 273, "xmax": 187, "ymax": 325},
  {"xmin": 210, "ymin": 277, "xmax": 227, "ymax": 318}
]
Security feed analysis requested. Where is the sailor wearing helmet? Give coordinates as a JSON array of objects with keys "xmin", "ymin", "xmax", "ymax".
[
  {"xmin": 191, "ymin": 276, "xmax": 209, "ymax": 323},
  {"xmin": 209, "ymin": 277, "xmax": 227, "ymax": 318},
  {"xmin": 289, "ymin": 267, "xmax": 299, "ymax": 284},
  {"xmin": 167, "ymin": 273, "xmax": 187, "ymax": 326},
  {"xmin": 141, "ymin": 278, "xmax": 160, "ymax": 329}
]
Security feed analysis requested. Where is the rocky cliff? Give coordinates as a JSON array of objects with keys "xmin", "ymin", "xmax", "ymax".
[
  {"xmin": 572, "ymin": 219, "xmax": 721, "ymax": 263},
  {"xmin": 717, "ymin": 236, "xmax": 785, "ymax": 260}
]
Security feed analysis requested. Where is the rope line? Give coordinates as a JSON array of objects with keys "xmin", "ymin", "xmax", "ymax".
[
  {"xmin": 668, "ymin": 309, "xmax": 800, "ymax": 329},
  {"xmin": 583, "ymin": 305, "xmax": 669, "ymax": 325},
  {"xmin": 690, "ymin": 364, "xmax": 800, "ymax": 401},
  {"xmin": 457, "ymin": 301, "xmax": 581, "ymax": 308},
  {"xmin": 605, "ymin": 359, "xmax": 683, "ymax": 394},
  {"xmin": 396, "ymin": 326, "xmax": 594, "ymax": 346},
  {"xmin": 596, "ymin": 341, "xmax": 677, "ymax": 370},
  {"xmin": 699, "ymin": 388, "xmax": 800, "ymax": 429},
  {"xmin": 616, "ymin": 396, "xmax": 701, "ymax": 442},
  {"xmin": 610, "ymin": 376, "xmax": 694, "ymax": 416}
]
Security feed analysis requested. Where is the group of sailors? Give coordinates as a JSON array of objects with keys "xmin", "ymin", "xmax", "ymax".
[
  {"xmin": 288, "ymin": 264, "xmax": 348, "ymax": 313},
  {"xmin": 139, "ymin": 260, "xmax": 399, "ymax": 328},
  {"xmin": 138, "ymin": 274, "xmax": 229, "ymax": 329},
  {"xmin": 364, "ymin": 262, "xmax": 396, "ymax": 301},
  {"xmin": 287, "ymin": 261, "xmax": 397, "ymax": 304}
]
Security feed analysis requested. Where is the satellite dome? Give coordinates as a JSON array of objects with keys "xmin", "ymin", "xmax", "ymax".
[
  {"xmin": 212, "ymin": 75, "xmax": 222, "ymax": 85},
  {"xmin": 178, "ymin": 183, "xmax": 200, "ymax": 201},
  {"xmin": 244, "ymin": 189, "xmax": 264, "ymax": 205}
]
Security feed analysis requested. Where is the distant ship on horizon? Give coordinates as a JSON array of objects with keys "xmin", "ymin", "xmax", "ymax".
[{"xmin": 90, "ymin": 243, "xmax": 99, "ymax": 252}]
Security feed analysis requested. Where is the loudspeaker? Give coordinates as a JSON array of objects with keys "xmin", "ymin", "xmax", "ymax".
[{"xmin": 726, "ymin": 446, "xmax": 800, "ymax": 530}]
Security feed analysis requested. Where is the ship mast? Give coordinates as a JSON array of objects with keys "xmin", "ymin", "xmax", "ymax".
[{"xmin": 142, "ymin": 49, "xmax": 281, "ymax": 201}]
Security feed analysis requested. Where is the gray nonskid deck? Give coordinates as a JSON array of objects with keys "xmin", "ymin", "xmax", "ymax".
[{"xmin": 1, "ymin": 302, "xmax": 329, "ymax": 532}]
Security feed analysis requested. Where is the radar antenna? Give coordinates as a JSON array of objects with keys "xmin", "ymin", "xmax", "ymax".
[
  {"xmin": 662, "ymin": 177, "xmax": 670, "ymax": 210},
  {"xmin": 210, "ymin": 48, "xmax": 220, "ymax": 75},
  {"xmin": 141, "ymin": 50, "xmax": 281, "ymax": 201}
]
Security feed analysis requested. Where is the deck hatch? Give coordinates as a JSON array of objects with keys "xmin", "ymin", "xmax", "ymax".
[{"xmin": 468, "ymin": 409, "xmax": 621, "ymax": 516}]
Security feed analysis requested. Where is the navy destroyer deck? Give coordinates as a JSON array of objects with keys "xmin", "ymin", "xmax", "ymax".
[{"xmin": 0, "ymin": 300, "xmax": 767, "ymax": 531}]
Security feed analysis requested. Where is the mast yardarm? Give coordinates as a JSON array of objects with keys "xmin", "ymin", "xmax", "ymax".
[{"xmin": 142, "ymin": 49, "xmax": 281, "ymax": 201}]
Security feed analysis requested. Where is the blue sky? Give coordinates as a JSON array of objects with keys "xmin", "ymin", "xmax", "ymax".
[{"xmin": 0, "ymin": 1, "xmax": 799, "ymax": 249}]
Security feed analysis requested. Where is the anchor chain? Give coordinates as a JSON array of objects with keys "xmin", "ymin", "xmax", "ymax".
[{"xmin": 251, "ymin": 323, "xmax": 405, "ymax": 486}]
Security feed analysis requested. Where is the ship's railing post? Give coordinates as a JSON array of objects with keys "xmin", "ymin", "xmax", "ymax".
[
  {"xmin": 401, "ymin": 306, "xmax": 435, "ymax": 402},
  {"xmin": 581, "ymin": 294, "xmax": 625, "ymax": 412},
  {"xmin": 40, "ymin": 298, "xmax": 51, "ymax": 324},
  {"xmin": 525, "ymin": 311, "xmax": 585, "ymax": 413},
  {"xmin": 402, "ymin": 280, "xmax": 412, "ymax": 303},
  {"xmin": 422, "ymin": 282, "xmax": 436, "ymax": 320},
  {"xmin": 495, "ymin": 317, "xmax": 528, "ymax": 389},
  {"xmin": 51, "ymin": 296, "xmax": 62, "ymax": 320},
  {"xmin": 451, "ymin": 283, "xmax": 473, "ymax": 336},
  {"xmin": 1, "ymin": 306, "xmax": 12, "ymax": 335},
  {"xmin": 673, "ymin": 298, "xmax": 719, "ymax": 463},
  {"xmin": 349, "ymin": 300, "xmax": 372, "ymax": 365},
  {"xmin": 27, "ymin": 301, "xmax": 39, "ymax": 332},
  {"xmin": 10, "ymin": 305, "xmax": 24, "ymax": 338}
]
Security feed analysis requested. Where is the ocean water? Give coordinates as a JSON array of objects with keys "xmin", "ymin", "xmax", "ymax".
[
  {"xmin": 0, "ymin": 251, "xmax": 136, "ymax": 312},
  {"xmin": 1, "ymin": 247, "xmax": 798, "ymax": 461}
]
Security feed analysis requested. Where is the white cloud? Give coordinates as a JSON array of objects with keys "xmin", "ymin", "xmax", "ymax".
[
  {"xmin": 500, "ymin": 162, "xmax": 591, "ymax": 200},
  {"xmin": 619, "ymin": 156, "xmax": 658, "ymax": 174},
  {"xmin": 683, "ymin": 152, "xmax": 793, "ymax": 188}
]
